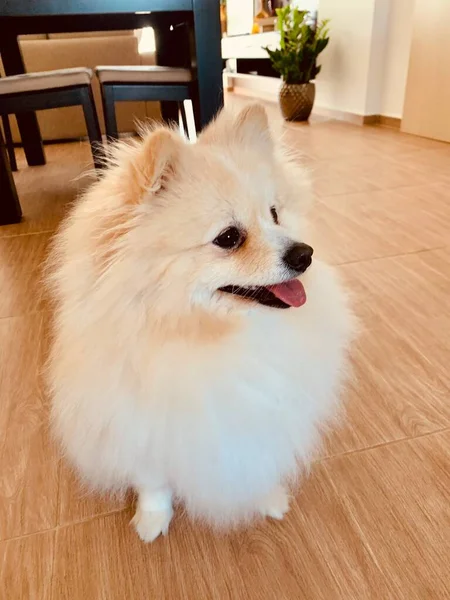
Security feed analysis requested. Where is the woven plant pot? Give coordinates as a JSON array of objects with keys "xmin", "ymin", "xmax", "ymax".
[{"xmin": 279, "ymin": 82, "xmax": 315, "ymax": 122}]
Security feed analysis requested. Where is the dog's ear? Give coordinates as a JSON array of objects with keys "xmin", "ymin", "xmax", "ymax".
[
  {"xmin": 199, "ymin": 103, "xmax": 273, "ymax": 152},
  {"xmin": 235, "ymin": 103, "xmax": 271, "ymax": 146},
  {"xmin": 128, "ymin": 128, "xmax": 182, "ymax": 203}
]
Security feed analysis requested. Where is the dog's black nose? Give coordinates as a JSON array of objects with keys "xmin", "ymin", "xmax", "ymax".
[{"xmin": 283, "ymin": 243, "xmax": 314, "ymax": 273}]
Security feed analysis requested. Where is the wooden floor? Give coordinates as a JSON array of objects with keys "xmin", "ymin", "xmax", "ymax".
[{"xmin": 1, "ymin": 96, "xmax": 450, "ymax": 599}]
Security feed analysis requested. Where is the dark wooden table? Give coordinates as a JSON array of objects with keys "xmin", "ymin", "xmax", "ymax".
[{"xmin": 0, "ymin": 0, "xmax": 223, "ymax": 225}]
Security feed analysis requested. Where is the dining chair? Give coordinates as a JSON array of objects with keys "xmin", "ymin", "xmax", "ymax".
[
  {"xmin": 95, "ymin": 65, "xmax": 195, "ymax": 141},
  {"xmin": 0, "ymin": 67, "xmax": 103, "ymax": 170},
  {"xmin": 1, "ymin": 113, "xmax": 17, "ymax": 171}
]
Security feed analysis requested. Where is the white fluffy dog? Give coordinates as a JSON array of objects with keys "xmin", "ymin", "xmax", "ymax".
[{"xmin": 47, "ymin": 104, "xmax": 353, "ymax": 542}]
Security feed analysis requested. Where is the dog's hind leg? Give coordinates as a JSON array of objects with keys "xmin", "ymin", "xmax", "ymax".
[
  {"xmin": 258, "ymin": 484, "xmax": 291, "ymax": 521},
  {"xmin": 131, "ymin": 485, "xmax": 173, "ymax": 543}
]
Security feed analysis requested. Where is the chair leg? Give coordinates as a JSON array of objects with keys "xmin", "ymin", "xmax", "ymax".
[
  {"xmin": 179, "ymin": 101, "xmax": 190, "ymax": 139},
  {"xmin": 100, "ymin": 84, "xmax": 119, "ymax": 143},
  {"xmin": 0, "ymin": 125, "xmax": 22, "ymax": 224},
  {"xmin": 190, "ymin": 84, "xmax": 201, "ymax": 135},
  {"xmin": 1, "ymin": 114, "xmax": 18, "ymax": 172},
  {"xmin": 79, "ymin": 86, "xmax": 103, "ymax": 170},
  {"xmin": 179, "ymin": 101, "xmax": 189, "ymax": 139}
]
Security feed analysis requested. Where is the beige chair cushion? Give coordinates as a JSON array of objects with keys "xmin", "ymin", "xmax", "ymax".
[
  {"xmin": 7, "ymin": 37, "xmax": 160, "ymax": 141},
  {"xmin": 96, "ymin": 65, "xmax": 192, "ymax": 84},
  {"xmin": 49, "ymin": 31, "xmax": 134, "ymax": 40},
  {"xmin": 18, "ymin": 34, "xmax": 48, "ymax": 41},
  {"xmin": 2, "ymin": 36, "xmax": 161, "ymax": 142},
  {"xmin": 0, "ymin": 67, "xmax": 93, "ymax": 95}
]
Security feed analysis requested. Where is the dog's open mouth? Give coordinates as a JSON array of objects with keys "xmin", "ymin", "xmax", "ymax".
[{"xmin": 219, "ymin": 279, "xmax": 306, "ymax": 309}]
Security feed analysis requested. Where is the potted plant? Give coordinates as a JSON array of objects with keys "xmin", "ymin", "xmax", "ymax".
[{"xmin": 265, "ymin": 7, "xmax": 330, "ymax": 121}]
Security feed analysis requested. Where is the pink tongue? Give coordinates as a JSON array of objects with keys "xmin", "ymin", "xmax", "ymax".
[{"xmin": 268, "ymin": 279, "xmax": 306, "ymax": 308}]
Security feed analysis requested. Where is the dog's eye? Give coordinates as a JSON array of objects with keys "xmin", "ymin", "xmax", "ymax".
[
  {"xmin": 213, "ymin": 227, "xmax": 244, "ymax": 250},
  {"xmin": 270, "ymin": 206, "xmax": 279, "ymax": 225}
]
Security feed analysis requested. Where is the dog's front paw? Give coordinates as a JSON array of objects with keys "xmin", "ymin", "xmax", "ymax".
[
  {"xmin": 131, "ymin": 506, "xmax": 173, "ymax": 543},
  {"xmin": 259, "ymin": 485, "xmax": 291, "ymax": 521}
]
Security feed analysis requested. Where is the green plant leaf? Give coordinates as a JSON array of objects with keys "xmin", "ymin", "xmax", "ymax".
[{"xmin": 264, "ymin": 7, "xmax": 331, "ymax": 84}]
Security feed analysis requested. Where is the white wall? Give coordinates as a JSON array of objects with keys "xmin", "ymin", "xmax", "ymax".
[
  {"xmin": 291, "ymin": 0, "xmax": 319, "ymax": 12},
  {"xmin": 316, "ymin": 0, "xmax": 414, "ymax": 117},
  {"xmin": 316, "ymin": 0, "xmax": 377, "ymax": 115},
  {"xmin": 381, "ymin": 0, "xmax": 415, "ymax": 118},
  {"xmin": 226, "ymin": 0, "xmax": 254, "ymax": 36},
  {"xmin": 366, "ymin": 0, "xmax": 391, "ymax": 114}
]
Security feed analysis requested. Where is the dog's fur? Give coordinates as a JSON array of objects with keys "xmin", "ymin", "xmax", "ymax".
[{"xmin": 47, "ymin": 104, "xmax": 354, "ymax": 542}]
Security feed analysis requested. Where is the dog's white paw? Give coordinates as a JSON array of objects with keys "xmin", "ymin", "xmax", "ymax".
[
  {"xmin": 131, "ymin": 506, "xmax": 173, "ymax": 543},
  {"xmin": 259, "ymin": 485, "xmax": 291, "ymax": 521}
]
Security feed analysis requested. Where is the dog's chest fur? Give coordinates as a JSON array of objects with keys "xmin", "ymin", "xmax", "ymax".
[
  {"xmin": 121, "ymin": 284, "xmax": 345, "ymax": 520},
  {"xmin": 52, "ymin": 263, "xmax": 350, "ymax": 525}
]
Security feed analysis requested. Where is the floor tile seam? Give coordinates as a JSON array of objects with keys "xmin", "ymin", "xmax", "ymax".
[{"xmin": 317, "ymin": 426, "xmax": 450, "ymax": 464}]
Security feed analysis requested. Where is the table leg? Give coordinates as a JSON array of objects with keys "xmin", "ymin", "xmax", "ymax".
[
  {"xmin": 0, "ymin": 129, "xmax": 22, "ymax": 225},
  {"xmin": 192, "ymin": 0, "xmax": 224, "ymax": 130},
  {"xmin": 155, "ymin": 20, "xmax": 184, "ymax": 125},
  {"xmin": 0, "ymin": 34, "xmax": 46, "ymax": 167}
]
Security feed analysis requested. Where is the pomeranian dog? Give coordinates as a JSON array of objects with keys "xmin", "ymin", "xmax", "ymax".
[{"xmin": 47, "ymin": 104, "xmax": 353, "ymax": 543}]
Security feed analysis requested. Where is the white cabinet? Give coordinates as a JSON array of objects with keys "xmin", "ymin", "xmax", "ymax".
[{"xmin": 221, "ymin": 32, "xmax": 280, "ymax": 60}]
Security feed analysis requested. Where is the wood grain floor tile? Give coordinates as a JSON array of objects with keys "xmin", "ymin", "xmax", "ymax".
[
  {"xmin": 324, "ymin": 249, "xmax": 450, "ymax": 455},
  {"xmin": 360, "ymin": 125, "xmax": 450, "ymax": 153},
  {"xmin": 58, "ymin": 462, "xmax": 130, "ymax": 527},
  {"xmin": 324, "ymin": 321, "xmax": 450, "ymax": 456},
  {"xmin": 0, "ymin": 530, "xmax": 55, "ymax": 599},
  {"xmin": 0, "ymin": 233, "xmax": 52, "ymax": 318},
  {"xmin": 353, "ymin": 246, "xmax": 450, "ymax": 334},
  {"xmin": 310, "ymin": 184, "xmax": 450, "ymax": 264},
  {"xmin": 52, "ymin": 465, "xmax": 391, "ymax": 600},
  {"xmin": 0, "ymin": 314, "xmax": 59, "ymax": 540},
  {"xmin": 309, "ymin": 162, "xmax": 379, "ymax": 198},
  {"xmin": 321, "ymin": 153, "xmax": 446, "ymax": 190},
  {"xmin": 1, "ymin": 143, "xmax": 93, "ymax": 238},
  {"xmin": 389, "ymin": 147, "xmax": 450, "ymax": 185},
  {"xmin": 285, "ymin": 127, "xmax": 378, "ymax": 162},
  {"xmin": 341, "ymin": 247, "xmax": 450, "ymax": 364},
  {"xmin": 283, "ymin": 118, "xmax": 448, "ymax": 162},
  {"xmin": 323, "ymin": 431, "xmax": 450, "ymax": 598}
]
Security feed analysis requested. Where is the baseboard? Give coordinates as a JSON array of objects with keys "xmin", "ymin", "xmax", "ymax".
[
  {"xmin": 362, "ymin": 115, "xmax": 402, "ymax": 128},
  {"xmin": 227, "ymin": 74, "xmax": 403, "ymax": 128},
  {"xmin": 362, "ymin": 115, "xmax": 380, "ymax": 125},
  {"xmin": 378, "ymin": 115, "xmax": 402, "ymax": 129},
  {"xmin": 314, "ymin": 106, "xmax": 367, "ymax": 126}
]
